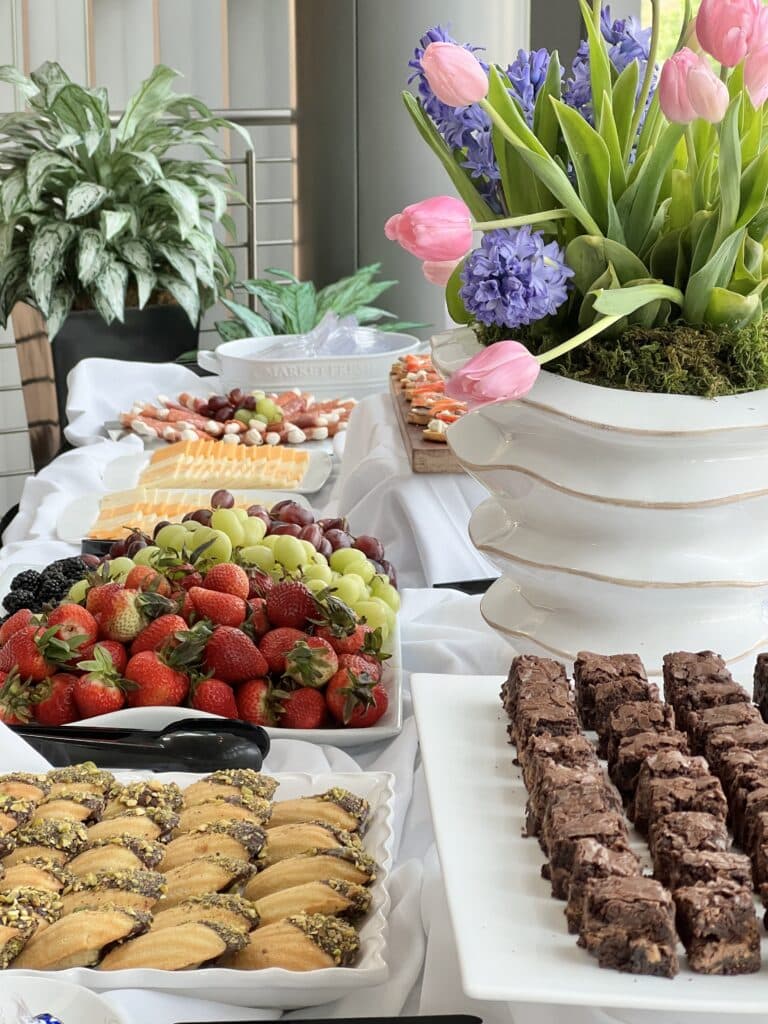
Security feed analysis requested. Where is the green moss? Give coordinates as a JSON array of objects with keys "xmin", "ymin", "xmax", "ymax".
[{"xmin": 475, "ymin": 318, "xmax": 768, "ymax": 398}]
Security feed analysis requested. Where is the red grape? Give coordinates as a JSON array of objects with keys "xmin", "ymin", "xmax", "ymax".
[
  {"xmin": 318, "ymin": 517, "xmax": 348, "ymax": 532},
  {"xmin": 242, "ymin": 396, "xmax": 256, "ymax": 411},
  {"xmin": 211, "ymin": 490, "xmax": 235, "ymax": 509},
  {"xmin": 109, "ymin": 541, "xmax": 127, "ymax": 558},
  {"xmin": 190, "ymin": 508, "xmax": 213, "ymax": 526},
  {"xmin": 125, "ymin": 537, "xmax": 147, "ymax": 558},
  {"xmin": 247, "ymin": 507, "xmax": 271, "ymax": 528},
  {"xmin": 318, "ymin": 538, "xmax": 333, "ymax": 558},
  {"xmin": 299, "ymin": 524, "xmax": 323, "ymax": 548},
  {"xmin": 81, "ymin": 554, "xmax": 101, "ymax": 569},
  {"xmin": 214, "ymin": 406, "xmax": 234, "ymax": 423},
  {"xmin": 278, "ymin": 502, "xmax": 314, "ymax": 527},
  {"xmin": 380, "ymin": 559, "xmax": 398, "ymax": 588},
  {"xmin": 228, "ymin": 389, "xmax": 244, "ymax": 405},
  {"xmin": 270, "ymin": 500, "xmax": 294, "ymax": 514},
  {"xmin": 270, "ymin": 523, "xmax": 302, "ymax": 537},
  {"xmin": 325, "ymin": 529, "xmax": 353, "ymax": 550},
  {"xmin": 353, "ymin": 535, "xmax": 385, "ymax": 561},
  {"xmin": 153, "ymin": 521, "xmax": 171, "ymax": 539},
  {"xmin": 207, "ymin": 395, "xmax": 228, "ymax": 411}
]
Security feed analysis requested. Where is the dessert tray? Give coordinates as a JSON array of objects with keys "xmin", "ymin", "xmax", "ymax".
[
  {"xmin": 4, "ymin": 769, "xmax": 395, "ymax": 1009},
  {"xmin": 411, "ymin": 672, "xmax": 768, "ymax": 1015}
]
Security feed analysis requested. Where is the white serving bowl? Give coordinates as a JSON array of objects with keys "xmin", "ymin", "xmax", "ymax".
[
  {"xmin": 0, "ymin": 978, "xmax": 126, "ymax": 1024},
  {"xmin": 198, "ymin": 328, "xmax": 421, "ymax": 400}
]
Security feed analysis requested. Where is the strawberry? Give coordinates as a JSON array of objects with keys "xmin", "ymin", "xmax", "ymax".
[
  {"xmin": 278, "ymin": 686, "xmax": 327, "ymax": 729},
  {"xmin": 245, "ymin": 598, "xmax": 270, "ymax": 640},
  {"xmin": 191, "ymin": 677, "xmax": 238, "ymax": 718},
  {"xmin": 165, "ymin": 563, "xmax": 203, "ymax": 592},
  {"xmin": 202, "ymin": 564, "xmax": 249, "ymax": 600},
  {"xmin": 0, "ymin": 670, "xmax": 33, "ymax": 724},
  {"xmin": 86, "ymin": 581, "xmax": 122, "ymax": 616},
  {"xmin": 124, "ymin": 650, "xmax": 190, "ymax": 708},
  {"xmin": 0, "ymin": 626, "xmax": 65, "ymax": 681},
  {"xmin": 284, "ymin": 637, "xmax": 338, "ymax": 688},
  {"xmin": 315, "ymin": 623, "xmax": 373, "ymax": 656},
  {"xmin": 203, "ymin": 626, "xmax": 268, "ymax": 683},
  {"xmin": 325, "ymin": 668, "xmax": 389, "ymax": 727},
  {"xmin": 0, "ymin": 609, "xmax": 34, "ymax": 645},
  {"xmin": 77, "ymin": 640, "xmax": 128, "ymax": 674},
  {"xmin": 47, "ymin": 603, "xmax": 98, "ymax": 646},
  {"xmin": 337, "ymin": 651, "xmax": 382, "ymax": 683},
  {"xmin": 174, "ymin": 589, "xmax": 196, "ymax": 622},
  {"xmin": 259, "ymin": 627, "xmax": 307, "ymax": 674},
  {"xmin": 246, "ymin": 568, "xmax": 275, "ymax": 599},
  {"xmin": 95, "ymin": 588, "xmax": 146, "ymax": 643},
  {"xmin": 236, "ymin": 678, "xmax": 277, "ymax": 726},
  {"xmin": 74, "ymin": 648, "xmax": 128, "ymax": 719},
  {"xmin": 130, "ymin": 614, "xmax": 189, "ymax": 656},
  {"xmin": 188, "ymin": 587, "xmax": 246, "ymax": 627},
  {"xmin": 33, "ymin": 672, "xmax": 79, "ymax": 726},
  {"xmin": 265, "ymin": 581, "xmax": 318, "ymax": 630},
  {"xmin": 125, "ymin": 565, "xmax": 172, "ymax": 597}
]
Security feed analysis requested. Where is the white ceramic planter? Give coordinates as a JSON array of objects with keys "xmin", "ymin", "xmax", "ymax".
[{"xmin": 433, "ymin": 327, "xmax": 768, "ymax": 684}]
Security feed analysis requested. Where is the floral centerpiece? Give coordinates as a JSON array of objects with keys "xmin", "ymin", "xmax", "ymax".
[{"xmin": 386, "ymin": 0, "xmax": 768, "ymax": 400}]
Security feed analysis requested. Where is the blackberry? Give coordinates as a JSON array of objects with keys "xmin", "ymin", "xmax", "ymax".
[
  {"xmin": 10, "ymin": 570, "xmax": 41, "ymax": 593},
  {"xmin": 49, "ymin": 557, "xmax": 88, "ymax": 581},
  {"xmin": 37, "ymin": 572, "xmax": 68, "ymax": 605},
  {"xmin": 3, "ymin": 590, "xmax": 36, "ymax": 614}
]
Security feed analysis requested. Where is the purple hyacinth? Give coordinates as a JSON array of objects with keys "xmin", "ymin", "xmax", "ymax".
[
  {"xmin": 459, "ymin": 227, "xmax": 574, "ymax": 330},
  {"xmin": 506, "ymin": 48, "xmax": 556, "ymax": 127}
]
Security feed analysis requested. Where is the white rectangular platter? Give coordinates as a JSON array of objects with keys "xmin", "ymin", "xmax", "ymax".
[
  {"xmin": 411, "ymin": 672, "xmax": 768, "ymax": 1016},
  {"xmin": 6, "ymin": 769, "xmax": 394, "ymax": 1010}
]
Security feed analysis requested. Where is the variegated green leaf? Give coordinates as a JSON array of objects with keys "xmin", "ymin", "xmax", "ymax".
[
  {"xmin": 28, "ymin": 265, "xmax": 54, "ymax": 316},
  {"xmin": 94, "ymin": 256, "xmax": 129, "ymax": 321},
  {"xmin": 132, "ymin": 267, "xmax": 156, "ymax": 308},
  {"xmin": 65, "ymin": 182, "xmax": 109, "ymax": 220},
  {"xmin": 215, "ymin": 317, "xmax": 252, "ymax": 342},
  {"xmin": 29, "ymin": 220, "xmax": 75, "ymax": 278},
  {"xmin": 156, "ymin": 179, "xmax": 200, "ymax": 238},
  {"xmin": 77, "ymin": 228, "xmax": 106, "ymax": 286},
  {"xmin": 115, "ymin": 65, "xmax": 179, "ymax": 143},
  {"xmin": 116, "ymin": 239, "xmax": 152, "ymax": 272},
  {"xmin": 0, "ymin": 66, "xmax": 37, "ymax": 99},
  {"xmin": 46, "ymin": 283, "xmax": 74, "ymax": 338},
  {"xmin": 220, "ymin": 297, "xmax": 272, "ymax": 336},
  {"xmin": 100, "ymin": 209, "xmax": 131, "ymax": 241},
  {"xmin": 158, "ymin": 274, "xmax": 199, "ymax": 325},
  {"xmin": 156, "ymin": 242, "xmax": 197, "ymax": 291},
  {"xmin": 1, "ymin": 169, "xmax": 26, "ymax": 219},
  {"xmin": 26, "ymin": 151, "xmax": 74, "ymax": 204},
  {"xmin": 0, "ymin": 249, "xmax": 27, "ymax": 326}
]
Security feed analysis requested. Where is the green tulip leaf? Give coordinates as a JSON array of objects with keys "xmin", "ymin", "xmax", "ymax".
[
  {"xmin": 592, "ymin": 282, "xmax": 685, "ymax": 317},
  {"xmin": 684, "ymin": 227, "xmax": 746, "ymax": 324},
  {"xmin": 445, "ymin": 258, "xmax": 471, "ymax": 324},
  {"xmin": 566, "ymin": 235, "xmax": 649, "ymax": 296},
  {"xmin": 705, "ymin": 286, "xmax": 766, "ymax": 330}
]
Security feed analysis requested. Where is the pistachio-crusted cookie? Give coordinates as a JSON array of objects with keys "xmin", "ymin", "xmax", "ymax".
[
  {"xmin": 1, "ymin": 886, "xmax": 62, "ymax": 930},
  {"xmin": 13, "ymin": 903, "xmax": 151, "ymax": 969},
  {"xmin": 253, "ymin": 878, "xmax": 372, "ymax": 926},
  {"xmin": 0, "ymin": 773, "xmax": 50, "ymax": 804},
  {"xmin": 100, "ymin": 918, "xmax": 248, "ymax": 970},
  {"xmin": 86, "ymin": 806, "xmax": 179, "ymax": 844},
  {"xmin": 162, "ymin": 855, "xmax": 255, "ymax": 909},
  {"xmin": 183, "ymin": 770, "xmax": 278, "ymax": 808},
  {"xmin": 0, "ymin": 897, "xmax": 37, "ymax": 967},
  {"xmin": 151, "ymin": 892, "xmax": 260, "ymax": 933},
  {"xmin": 268, "ymin": 789, "xmax": 369, "ymax": 833},
  {"xmin": 3, "ymin": 818, "xmax": 88, "ymax": 866},
  {"xmin": 68, "ymin": 835, "xmax": 165, "ymax": 876},
  {"xmin": 244, "ymin": 848, "xmax": 376, "ymax": 902},
  {"xmin": 46, "ymin": 764, "xmax": 114, "ymax": 797},
  {"xmin": 225, "ymin": 912, "xmax": 360, "ymax": 970},
  {"xmin": 0, "ymin": 858, "xmax": 73, "ymax": 894},
  {"xmin": 60, "ymin": 869, "xmax": 166, "ymax": 915},
  {"xmin": 34, "ymin": 789, "xmax": 106, "ymax": 824},
  {"xmin": 173, "ymin": 796, "xmax": 271, "ymax": 836},
  {"xmin": 105, "ymin": 780, "xmax": 184, "ymax": 818},
  {"xmin": 264, "ymin": 821, "xmax": 362, "ymax": 865},
  {"xmin": 160, "ymin": 819, "xmax": 266, "ymax": 872},
  {"xmin": 0, "ymin": 794, "xmax": 35, "ymax": 835}
]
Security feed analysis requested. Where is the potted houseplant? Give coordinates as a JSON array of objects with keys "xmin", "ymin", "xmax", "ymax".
[
  {"xmin": 0, "ymin": 60, "xmax": 246, "ymax": 423},
  {"xmin": 386, "ymin": 2, "xmax": 768, "ymax": 681}
]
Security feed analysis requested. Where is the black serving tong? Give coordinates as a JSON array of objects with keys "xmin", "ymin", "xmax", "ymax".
[
  {"xmin": 175, "ymin": 1018, "xmax": 482, "ymax": 1024},
  {"xmin": 433, "ymin": 578, "xmax": 497, "ymax": 595},
  {"xmin": 11, "ymin": 717, "xmax": 270, "ymax": 771}
]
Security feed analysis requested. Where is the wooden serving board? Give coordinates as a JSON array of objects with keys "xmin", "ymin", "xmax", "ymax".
[{"xmin": 389, "ymin": 377, "xmax": 462, "ymax": 474}]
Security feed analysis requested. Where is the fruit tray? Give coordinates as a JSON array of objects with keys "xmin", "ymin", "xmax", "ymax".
[
  {"xmin": 412, "ymin": 673, "xmax": 768, "ymax": 1015},
  {"xmin": 4, "ymin": 769, "xmax": 395, "ymax": 1009}
]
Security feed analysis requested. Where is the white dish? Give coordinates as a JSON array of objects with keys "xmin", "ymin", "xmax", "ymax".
[
  {"xmin": 75, "ymin": 616, "xmax": 404, "ymax": 748},
  {"xmin": 104, "ymin": 420, "xmax": 338, "ymax": 460},
  {"xmin": 0, "ymin": 978, "xmax": 127, "ymax": 1024},
  {"xmin": 102, "ymin": 449, "xmax": 333, "ymax": 495},
  {"xmin": 55, "ymin": 490, "xmax": 311, "ymax": 546},
  {"xmin": 5, "ymin": 769, "xmax": 394, "ymax": 1009},
  {"xmin": 411, "ymin": 672, "xmax": 768, "ymax": 1015}
]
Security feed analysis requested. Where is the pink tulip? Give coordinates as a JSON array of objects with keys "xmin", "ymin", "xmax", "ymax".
[
  {"xmin": 384, "ymin": 196, "xmax": 473, "ymax": 261},
  {"xmin": 745, "ymin": 42, "xmax": 768, "ymax": 107},
  {"xmin": 421, "ymin": 42, "xmax": 489, "ymax": 107},
  {"xmin": 659, "ymin": 48, "xmax": 729, "ymax": 124},
  {"xmin": 696, "ymin": 0, "xmax": 760, "ymax": 66},
  {"xmin": 422, "ymin": 259, "xmax": 460, "ymax": 285},
  {"xmin": 444, "ymin": 340, "xmax": 541, "ymax": 407}
]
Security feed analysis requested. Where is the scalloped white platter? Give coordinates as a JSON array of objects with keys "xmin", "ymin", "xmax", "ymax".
[
  {"xmin": 5, "ymin": 769, "xmax": 395, "ymax": 1009},
  {"xmin": 412, "ymin": 672, "xmax": 768, "ymax": 1015}
]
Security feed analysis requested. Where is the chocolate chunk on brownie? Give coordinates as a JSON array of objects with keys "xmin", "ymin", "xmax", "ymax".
[
  {"xmin": 539, "ymin": 778, "xmax": 623, "ymax": 853},
  {"xmin": 512, "ymin": 690, "xmax": 580, "ymax": 749},
  {"xmin": 649, "ymin": 812, "xmax": 730, "ymax": 886},
  {"xmin": 500, "ymin": 655, "xmax": 569, "ymax": 724},
  {"xmin": 686, "ymin": 702, "xmax": 760, "ymax": 755},
  {"xmin": 753, "ymin": 652, "xmax": 768, "ymax": 722},
  {"xmin": 519, "ymin": 733, "xmax": 598, "ymax": 793},
  {"xmin": 635, "ymin": 774, "xmax": 728, "ymax": 835},
  {"xmin": 663, "ymin": 650, "xmax": 733, "ymax": 714},
  {"xmin": 579, "ymin": 876, "xmax": 679, "ymax": 978},
  {"xmin": 547, "ymin": 810, "xmax": 629, "ymax": 899},
  {"xmin": 675, "ymin": 881, "xmax": 760, "ymax": 975},
  {"xmin": 565, "ymin": 839, "xmax": 640, "ymax": 934},
  {"xmin": 573, "ymin": 652, "xmax": 648, "ymax": 732},
  {"xmin": 610, "ymin": 731, "xmax": 690, "ymax": 799},
  {"xmin": 605, "ymin": 701, "xmax": 676, "ymax": 767},
  {"xmin": 704, "ymin": 723, "xmax": 768, "ymax": 780},
  {"xmin": 667, "ymin": 850, "xmax": 753, "ymax": 892}
]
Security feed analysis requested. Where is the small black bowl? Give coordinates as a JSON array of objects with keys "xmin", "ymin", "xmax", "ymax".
[{"xmin": 80, "ymin": 538, "xmax": 114, "ymax": 558}]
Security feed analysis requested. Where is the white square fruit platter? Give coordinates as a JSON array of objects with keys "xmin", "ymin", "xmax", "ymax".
[{"xmin": 5, "ymin": 769, "xmax": 395, "ymax": 1009}]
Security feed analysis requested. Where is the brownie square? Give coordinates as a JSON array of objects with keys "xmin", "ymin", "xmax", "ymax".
[
  {"xmin": 634, "ymin": 774, "xmax": 727, "ymax": 835},
  {"xmin": 565, "ymin": 839, "xmax": 640, "ymax": 934},
  {"xmin": 667, "ymin": 850, "xmax": 753, "ymax": 891},
  {"xmin": 686, "ymin": 702, "xmax": 761, "ymax": 755},
  {"xmin": 732, "ymin": 774, "xmax": 768, "ymax": 850},
  {"xmin": 526, "ymin": 761, "xmax": 608, "ymax": 841},
  {"xmin": 501, "ymin": 655, "xmax": 569, "ymax": 722},
  {"xmin": 674, "ymin": 681, "xmax": 750, "ymax": 732},
  {"xmin": 675, "ymin": 881, "xmax": 760, "ymax": 974},
  {"xmin": 592, "ymin": 680, "xmax": 660, "ymax": 757},
  {"xmin": 539, "ymin": 779, "xmax": 623, "ymax": 853},
  {"xmin": 512, "ymin": 690, "xmax": 580, "ymax": 749},
  {"xmin": 717, "ymin": 748, "xmax": 768, "ymax": 802},
  {"xmin": 573, "ymin": 651, "xmax": 648, "ymax": 732},
  {"xmin": 663, "ymin": 650, "xmax": 733, "ymax": 712},
  {"xmin": 629, "ymin": 749, "xmax": 708, "ymax": 824},
  {"xmin": 547, "ymin": 811, "xmax": 629, "ymax": 899},
  {"xmin": 610, "ymin": 731, "xmax": 690, "ymax": 799},
  {"xmin": 519, "ymin": 732, "xmax": 598, "ymax": 793},
  {"xmin": 605, "ymin": 701, "xmax": 676, "ymax": 767},
  {"xmin": 704, "ymin": 723, "xmax": 768, "ymax": 780},
  {"xmin": 650, "ymin": 812, "xmax": 730, "ymax": 886},
  {"xmin": 750, "ymin": 812, "xmax": 768, "ymax": 888},
  {"xmin": 753, "ymin": 652, "xmax": 768, "ymax": 722},
  {"xmin": 579, "ymin": 876, "xmax": 679, "ymax": 977}
]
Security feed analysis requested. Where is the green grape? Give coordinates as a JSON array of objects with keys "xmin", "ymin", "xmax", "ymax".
[
  {"xmin": 273, "ymin": 535, "xmax": 309, "ymax": 572},
  {"xmin": 206, "ymin": 529, "xmax": 234, "ymax": 565},
  {"xmin": 329, "ymin": 548, "xmax": 367, "ymax": 573},
  {"xmin": 253, "ymin": 413, "xmax": 269, "ymax": 425},
  {"xmin": 310, "ymin": 550, "xmax": 328, "ymax": 567},
  {"xmin": 240, "ymin": 544, "xmax": 275, "ymax": 571},
  {"xmin": 241, "ymin": 517, "xmax": 267, "ymax": 546},
  {"xmin": 133, "ymin": 545, "xmax": 160, "ymax": 566},
  {"xmin": 211, "ymin": 508, "xmax": 245, "ymax": 547},
  {"xmin": 232, "ymin": 507, "xmax": 249, "ymax": 523},
  {"xmin": 183, "ymin": 520, "xmax": 204, "ymax": 533},
  {"xmin": 354, "ymin": 599, "xmax": 390, "ymax": 637},
  {"xmin": 67, "ymin": 578, "xmax": 89, "ymax": 603},
  {"xmin": 332, "ymin": 574, "xmax": 365, "ymax": 606},
  {"xmin": 155, "ymin": 524, "xmax": 188, "ymax": 551},
  {"xmin": 107, "ymin": 556, "xmax": 135, "ymax": 581},
  {"xmin": 255, "ymin": 397, "xmax": 279, "ymax": 418},
  {"xmin": 261, "ymin": 535, "xmax": 280, "ymax": 551},
  {"xmin": 300, "ymin": 540, "xmax": 317, "ymax": 562},
  {"xmin": 370, "ymin": 577, "xmax": 401, "ymax": 611},
  {"xmin": 234, "ymin": 409, "xmax": 252, "ymax": 425},
  {"xmin": 303, "ymin": 563, "xmax": 333, "ymax": 584},
  {"xmin": 305, "ymin": 578, "xmax": 328, "ymax": 595},
  {"xmin": 354, "ymin": 559, "xmax": 376, "ymax": 584}
]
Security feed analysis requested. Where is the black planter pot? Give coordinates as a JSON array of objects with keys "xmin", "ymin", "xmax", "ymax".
[{"xmin": 51, "ymin": 304, "xmax": 198, "ymax": 426}]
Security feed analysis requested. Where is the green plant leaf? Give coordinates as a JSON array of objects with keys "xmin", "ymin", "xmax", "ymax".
[
  {"xmin": 100, "ymin": 209, "xmax": 131, "ymax": 242},
  {"xmin": 156, "ymin": 179, "xmax": 200, "ymax": 238},
  {"xmin": 445, "ymin": 258, "xmax": 471, "ymax": 324},
  {"xmin": 552, "ymin": 99, "xmax": 613, "ymax": 235},
  {"xmin": 76, "ymin": 228, "xmax": 106, "ymax": 285},
  {"xmin": 26, "ymin": 151, "xmax": 75, "ymax": 204},
  {"xmin": 220, "ymin": 297, "xmax": 273, "ymax": 337},
  {"xmin": 715, "ymin": 96, "xmax": 742, "ymax": 250},
  {"xmin": 132, "ymin": 268, "xmax": 156, "ymax": 308},
  {"xmin": 578, "ymin": 0, "xmax": 613, "ymax": 128},
  {"xmin": 30, "ymin": 220, "xmax": 75, "ymax": 279},
  {"xmin": 46, "ymin": 282, "xmax": 74, "ymax": 338},
  {"xmin": 30, "ymin": 61, "xmax": 71, "ymax": 105},
  {"xmin": 285, "ymin": 280, "xmax": 317, "ymax": 333},
  {"xmin": 684, "ymin": 226, "xmax": 745, "ymax": 323},
  {"xmin": 592, "ymin": 282, "xmax": 685, "ymax": 317},
  {"xmin": 1, "ymin": 169, "xmax": 26, "ymax": 219},
  {"xmin": 115, "ymin": 238, "xmax": 152, "ymax": 272},
  {"xmin": 215, "ymin": 317, "xmax": 253, "ymax": 342},
  {"xmin": 156, "ymin": 242, "xmax": 197, "ymax": 291},
  {"xmin": 623, "ymin": 121, "xmax": 685, "ymax": 251},
  {"xmin": 28, "ymin": 265, "xmax": 54, "ymax": 316},
  {"xmin": 0, "ymin": 66, "xmax": 38, "ymax": 99},
  {"xmin": 598, "ymin": 93, "xmax": 627, "ymax": 199},
  {"xmin": 737, "ymin": 149, "xmax": 768, "ymax": 230},
  {"xmin": 532, "ymin": 49, "xmax": 563, "ymax": 158},
  {"xmin": 115, "ymin": 64, "xmax": 179, "ymax": 143},
  {"xmin": 95, "ymin": 256, "xmax": 129, "ymax": 322},
  {"xmin": 566, "ymin": 235, "xmax": 649, "ymax": 296},
  {"xmin": 611, "ymin": 60, "xmax": 639, "ymax": 162},
  {"xmin": 265, "ymin": 267, "xmax": 300, "ymax": 284},
  {"xmin": 705, "ymin": 285, "xmax": 766, "ymax": 329},
  {"xmin": 65, "ymin": 181, "xmax": 108, "ymax": 220}
]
